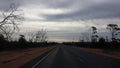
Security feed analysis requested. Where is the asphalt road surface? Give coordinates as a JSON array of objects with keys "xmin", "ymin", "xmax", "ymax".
[{"xmin": 21, "ymin": 45, "xmax": 120, "ymax": 68}]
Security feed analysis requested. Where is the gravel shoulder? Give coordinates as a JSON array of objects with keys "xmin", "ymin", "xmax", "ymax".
[
  {"xmin": 0, "ymin": 46, "xmax": 56, "ymax": 68},
  {"xmin": 75, "ymin": 47, "xmax": 120, "ymax": 59}
]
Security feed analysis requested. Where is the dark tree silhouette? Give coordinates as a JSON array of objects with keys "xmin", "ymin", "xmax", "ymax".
[
  {"xmin": 18, "ymin": 35, "xmax": 27, "ymax": 48},
  {"xmin": 0, "ymin": 34, "xmax": 6, "ymax": 50},
  {"xmin": 107, "ymin": 24, "xmax": 120, "ymax": 42},
  {"xmin": 99, "ymin": 37, "xmax": 105, "ymax": 43},
  {"xmin": 19, "ymin": 35, "xmax": 26, "ymax": 42},
  {"xmin": 0, "ymin": 34, "xmax": 5, "ymax": 42},
  {"xmin": 91, "ymin": 26, "xmax": 98, "ymax": 42}
]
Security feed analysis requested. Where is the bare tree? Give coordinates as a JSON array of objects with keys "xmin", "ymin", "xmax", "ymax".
[
  {"xmin": 106, "ymin": 24, "xmax": 120, "ymax": 41},
  {"xmin": 35, "ymin": 29, "xmax": 47, "ymax": 42},
  {"xmin": 28, "ymin": 32, "xmax": 36, "ymax": 42},
  {"xmin": 1, "ymin": 26, "xmax": 13, "ymax": 40},
  {"xmin": 27, "ymin": 29, "xmax": 47, "ymax": 43},
  {"xmin": 0, "ymin": 3, "xmax": 23, "ymax": 40}
]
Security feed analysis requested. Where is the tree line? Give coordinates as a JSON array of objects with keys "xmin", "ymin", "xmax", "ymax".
[
  {"xmin": 0, "ymin": 4, "xmax": 56, "ymax": 51},
  {"xmin": 63, "ymin": 24, "xmax": 120, "ymax": 49},
  {"xmin": 0, "ymin": 4, "xmax": 120, "ymax": 50},
  {"xmin": 91, "ymin": 24, "xmax": 120, "ymax": 43}
]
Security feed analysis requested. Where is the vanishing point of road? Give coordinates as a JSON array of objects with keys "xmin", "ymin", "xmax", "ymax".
[{"xmin": 21, "ymin": 45, "xmax": 120, "ymax": 68}]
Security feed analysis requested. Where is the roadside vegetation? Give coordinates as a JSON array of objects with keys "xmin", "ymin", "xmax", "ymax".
[
  {"xmin": 0, "ymin": 4, "xmax": 120, "ymax": 51},
  {"xmin": 62, "ymin": 24, "xmax": 120, "ymax": 58},
  {"xmin": 0, "ymin": 4, "xmax": 57, "ymax": 51},
  {"xmin": 63, "ymin": 24, "xmax": 120, "ymax": 49}
]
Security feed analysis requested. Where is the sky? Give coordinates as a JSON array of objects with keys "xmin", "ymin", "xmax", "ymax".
[{"xmin": 0, "ymin": 0, "xmax": 120, "ymax": 42}]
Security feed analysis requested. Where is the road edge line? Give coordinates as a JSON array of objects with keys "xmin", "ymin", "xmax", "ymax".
[{"xmin": 31, "ymin": 48, "xmax": 55, "ymax": 68}]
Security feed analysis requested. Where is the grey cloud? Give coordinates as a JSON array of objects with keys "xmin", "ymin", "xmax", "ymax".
[
  {"xmin": 0, "ymin": 0, "xmax": 22, "ymax": 11},
  {"xmin": 0, "ymin": 0, "xmax": 12, "ymax": 11},
  {"xmin": 42, "ymin": 1, "xmax": 120, "ymax": 21},
  {"xmin": 1, "ymin": 0, "xmax": 120, "ymax": 21},
  {"xmin": 22, "ymin": 0, "xmax": 79, "ymax": 8}
]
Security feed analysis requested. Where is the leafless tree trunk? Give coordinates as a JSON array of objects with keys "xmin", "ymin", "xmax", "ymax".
[
  {"xmin": 27, "ymin": 29, "xmax": 47, "ymax": 43},
  {"xmin": 0, "ymin": 3, "xmax": 23, "ymax": 41},
  {"xmin": 35, "ymin": 29, "xmax": 47, "ymax": 42},
  {"xmin": 28, "ymin": 32, "xmax": 36, "ymax": 42}
]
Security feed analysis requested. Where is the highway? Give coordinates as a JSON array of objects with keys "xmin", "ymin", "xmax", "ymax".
[{"xmin": 21, "ymin": 45, "xmax": 120, "ymax": 68}]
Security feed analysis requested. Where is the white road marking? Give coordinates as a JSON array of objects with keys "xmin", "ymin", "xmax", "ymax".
[{"xmin": 32, "ymin": 49, "xmax": 55, "ymax": 68}]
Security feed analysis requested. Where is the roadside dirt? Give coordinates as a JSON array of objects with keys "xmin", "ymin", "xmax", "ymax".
[
  {"xmin": 0, "ymin": 46, "xmax": 56, "ymax": 68},
  {"xmin": 76, "ymin": 47, "xmax": 120, "ymax": 59}
]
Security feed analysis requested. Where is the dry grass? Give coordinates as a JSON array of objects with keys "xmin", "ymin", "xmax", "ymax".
[
  {"xmin": 0, "ymin": 46, "xmax": 56, "ymax": 68},
  {"xmin": 75, "ymin": 47, "xmax": 120, "ymax": 59}
]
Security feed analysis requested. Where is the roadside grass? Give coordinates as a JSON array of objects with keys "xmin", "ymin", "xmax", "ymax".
[
  {"xmin": 75, "ymin": 46, "xmax": 120, "ymax": 59},
  {"xmin": 104, "ymin": 48, "xmax": 120, "ymax": 56}
]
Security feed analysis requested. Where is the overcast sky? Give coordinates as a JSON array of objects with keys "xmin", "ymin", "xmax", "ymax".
[{"xmin": 0, "ymin": 0, "xmax": 120, "ymax": 42}]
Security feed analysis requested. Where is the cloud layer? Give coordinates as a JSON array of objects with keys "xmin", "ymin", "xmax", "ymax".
[{"xmin": 0, "ymin": 0, "xmax": 120, "ymax": 42}]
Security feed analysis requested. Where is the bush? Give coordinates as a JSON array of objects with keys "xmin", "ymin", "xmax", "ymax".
[{"xmin": 18, "ymin": 35, "xmax": 27, "ymax": 48}]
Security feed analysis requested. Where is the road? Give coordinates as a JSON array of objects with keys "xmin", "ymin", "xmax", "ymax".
[{"xmin": 20, "ymin": 45, "xmax": 120, "ymax": 68}]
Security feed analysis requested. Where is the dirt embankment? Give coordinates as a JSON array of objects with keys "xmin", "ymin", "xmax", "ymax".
[{"xmin": 0, "ymin": 46, "xmax": 56, "ymax": 68}]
